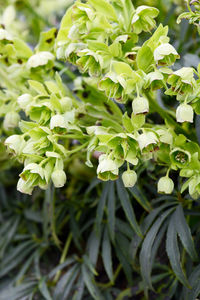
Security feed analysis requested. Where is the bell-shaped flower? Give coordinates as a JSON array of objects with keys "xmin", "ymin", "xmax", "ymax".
[
  {"xmin": 137, "ymin": 131, "xmax": 158, "ymax": 151},
  {"xmin": 50, "ymin": 114, "xmax": 67, "ymax": 130},
  {"xmin": 154, "ymin": 43, "xmax": 179, "ymax": 66},
  {"xmin": 157, "ymin": 176, "xmax": 174, "ymax": 194},
  {"xmin": 176, "ymin": 103, "xmax": 194, "ymax": 123},
  {"xmin": 122, "ymin": 170, "xmax": 137, "ymax": 188},
  {"xmin": 4, "ymin": 134, "xmax": 25, "ymax": 155},
  {"xmin": 27, "ymin": 51, "xmax": 55, "ymax": 68},
  {"xmin": 132, "ymin": 96, "xmax": 149, "ymax": 115},
  {"xmin": 132, "ymin": 5, "xmax": 159, "ymax": 34},
  {"xmin": 170, "ymin": 147, "xmax": 191, "ymax": 168},
  {"xmin": 17, "ymin": 178, "xmax": 34, "ymax": 195},
  {"xmin": 166, "ymin": 67, "xmax": 196, "ymax": 96}
]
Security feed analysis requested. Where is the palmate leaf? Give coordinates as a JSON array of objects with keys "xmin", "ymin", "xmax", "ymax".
[
  {"xmin": 174, "ymin": 205, "xmax": 198, "ymax": 261},
  {"xmin": 165, "ymin": 205, "xmax": 198, "ymax": 291},
  {"xmin": 53, "ymin": 264, "xmax": 79, "ymax": 300},
  {"xmin": 81, "ymin": 265, "xmax": 103, "ymax": 300},
  {"xmin": 166, "ymin": 209, "xmax": 190, "ymax": 288}
]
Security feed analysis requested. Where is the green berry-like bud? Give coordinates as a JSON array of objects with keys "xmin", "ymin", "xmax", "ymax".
[
  {"xmin": 176, "ymin": 103, "xmax": 194, "ymax": 123},
  {"xmin": 122, "ymin": 170, "xmax": 137, "ymax": 188},
  {"xmin": 17, "ymin": 94, "xmax": 32, "ymax": 110},
  {"xmin": 51, "ymin": 170, "xmax": 67, "ymax": 188},
  {"xmin": 132, "ymin": 96, "xmax": 149, "ymax": 115},
  {"xmin": 157, "ymin": 176, "xmax": 174, "ymax": 194},
  {"xmin": 3, "ymin": 112, "xmax": 20, "ymax": 130}
]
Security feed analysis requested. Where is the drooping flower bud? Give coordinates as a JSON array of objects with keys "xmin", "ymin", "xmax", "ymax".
[
  {"xmin": 176, "ymin": 103, "xmax": 194, "ymax": 123},
  {"xmin": 157, "ymin": 176, "xmax": 174, "ymax": 194},
  {"xmin": 51, "ymin": 170, "xmax": 67, "ymax": 188},
  {"xmin": 132, "ymin": 96, "xmax": 149, "ymax": 115},
  {"xmin": 122, "ymin": 170, "xmax": 137, "ymax": 188},
  {"xmin": 3, "ymin": 112, "xmax": 20, "ymax": 130}
]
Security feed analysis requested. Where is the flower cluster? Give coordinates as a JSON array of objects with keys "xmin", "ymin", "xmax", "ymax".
[
  {"xmin": 3, "ymin": 0, "xmax": 200, "ymax": 199},
  {"xmin": 5, "ymin": 75, "xmax": 86, "ymax": 194}
]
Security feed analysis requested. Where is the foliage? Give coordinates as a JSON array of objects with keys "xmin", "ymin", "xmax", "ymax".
[{"xmin": 1, "ymin": 0, "xmax": 200, "ymax": 299}]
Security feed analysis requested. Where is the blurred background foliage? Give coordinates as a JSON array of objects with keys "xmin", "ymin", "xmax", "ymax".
[{"xmin": 1, "ymin": 0, "xmax": 200, "ymax": 299}]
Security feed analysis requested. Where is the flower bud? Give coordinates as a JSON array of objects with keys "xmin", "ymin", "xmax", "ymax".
[
  {"xmin": 157, "ymin": 176, "xmax": 174, "ymax": 194},
  {"xmin": 176, "ymin": 103, "xmax": 194, "ymax": 123},
  {"xmin": 17, "ymin": 94, "xmax": 32, "ymax": 110},
  {"xmin": 3, "ymin": 112, "xmax": 20, "ymax": 130},
  {"xmin": 17, "ymin": 178, "xmax": 33, "ymax": 195},
  {"xmin": 50, "ymin": 114, "xmax": 67, "ymax": 130},
  {"xmin": 122, "ymin": 170, "xmax": 137, "ymax": 188},
  {"xmin": 132, "ymin": 96, "xmax": 149, "ymax": 115},
  {"xmin": 51, "ymin": 170, "xmax": 66, "ymax": 188}
]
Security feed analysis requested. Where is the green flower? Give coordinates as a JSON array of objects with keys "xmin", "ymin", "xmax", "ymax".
[
  {"xmin": 137, "ymin": 131, "xmax": 158, "ymax": 151},
  {"xmin": 132, "ymin": 5, "xmax": 159, "ymax": 34},
  {"xmin": 157, "ymin": 176, "xmax": 174, "ymax": 194},
  {"xmin": 154, "ymin": 43, "xmax": 179, "ymax": 66},
  {"xmin": 170, "ymin": 148, "xmax": 191, "ymax": 168},
  {"xmin": 50, "ymin": 115, "xmax": 67, "ymax": 130},
  {"xmin": 27, "ymin": 51, "xmax": 55, "ymax": 68},
  {"xmin": 19, "ymin": 163, "xmax": 47, "ymax": 194},
  {"xmin": 17, "ymin": 178, "xmax": 34, "ymax": 195},
  {"xmin": 5, "ymin": 134, "xmax": 25, "ymax": 155},
  {"xmin": 166, "ymin": 67, "xmax": 196, "ymax": 96},
  {"xmin": 122, "ymin": 170, "xmax": 137, "ymax": 188}
]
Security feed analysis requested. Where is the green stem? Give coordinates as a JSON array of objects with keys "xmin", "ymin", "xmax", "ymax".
[
  {"xmin": 65, "ymin": 141, "xmax": 89, "ymax": 155},
  {"xmin": 97, "ymin": 264, "xmax": 122, "ymax": 288},
  {"xmin": 53, "ymin": 233, "xmax": 73, "ymax": 283}
]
